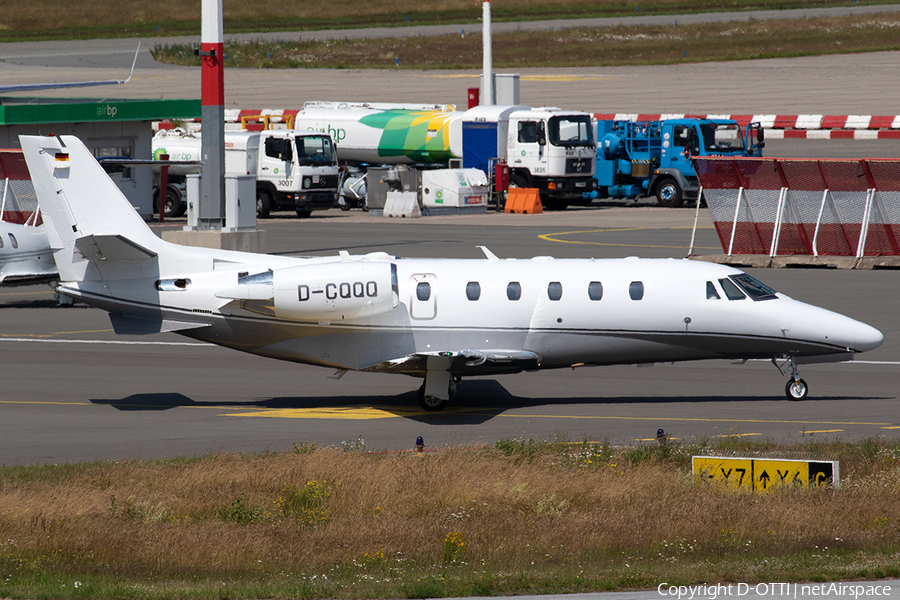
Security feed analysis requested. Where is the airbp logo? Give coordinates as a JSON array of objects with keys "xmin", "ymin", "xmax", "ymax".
[
  {"xmin": 97, "ymin": 104, "xmax": 119, "ymax": 119},
  {"xmin": 152, "ymin": 147, "xmax": 168, "ymax": 160}
]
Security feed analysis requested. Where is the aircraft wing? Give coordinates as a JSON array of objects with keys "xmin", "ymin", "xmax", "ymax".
[
  {"xmin": 0, "ymin": 44, "xmax": 139, "ymax": 93},
  {"xmin": 109, "ymin": 314, "xmax": 212, "ymax": 335},
  {"xmin": 364, "ymin": 349, "xmax": 540, "ymax": 376}
]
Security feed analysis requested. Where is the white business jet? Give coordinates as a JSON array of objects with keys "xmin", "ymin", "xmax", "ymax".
[
  {"xmin": 21, "ymin": 135, "xmax": 883, "ymax": 410},
  {"xmin": 0, "ymin": 218, "xmax": 56, "ymax": 285}
]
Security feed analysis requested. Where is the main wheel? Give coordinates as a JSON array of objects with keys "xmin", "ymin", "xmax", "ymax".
[
  {"xmin": 785, "ymin": 378, "xmax": 808, "ymax": 401},
  {"xmin": 296, "ymin": 209, "xmax": 312, "ymax": 218},
  {"xmin": 655, "ymin": 178, "xmax": 684, "ymax": 208},
  {"xmin": 417, "ymin": 384, "xmax": 448, "ymax": 411},
  {"xmin": 256, "ymin": 189, "xmax": 272, "ymax": 218}
]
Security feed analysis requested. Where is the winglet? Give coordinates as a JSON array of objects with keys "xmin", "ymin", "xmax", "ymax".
[
  {"xmin": 123, "ymin": 42, "xmax": 141, "ymax": 85},
  {"xmin": 478, "ymin": 246, "xmax": 499, "ymax": 261}
]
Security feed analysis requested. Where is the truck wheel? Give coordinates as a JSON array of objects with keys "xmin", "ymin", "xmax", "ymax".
[
  {"xmin": 153, "ymin": 185, "xmax": 185, "ymax": 218},
  {"xmin": 655, "ymin": 178, "xmax": 684, "ymax": 208},
  {"xmin": 296, "ymin": 209, "xmax": 312, "ymax": 218},
  {"xmin": 256, "ymin": 189, "xmax": 272, "ymax": 218},
  {"xmin": 508, "ymin": 174, "xmax": 530, "ymax": 189},
  {"xmin": 542, "ymin": 197, "xmax": 569, "ymax": 211}
]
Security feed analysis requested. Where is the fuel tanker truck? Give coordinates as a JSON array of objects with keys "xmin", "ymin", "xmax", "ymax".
[
  {"xmin": 151, "ymin": 129, "xmax": 340, "ymax": 218},
  {"xmin": 292, "ymin": 102, "xmax": 597, "ymax": 210}
]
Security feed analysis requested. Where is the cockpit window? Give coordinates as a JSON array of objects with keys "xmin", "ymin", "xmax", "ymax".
[
  {"xmin": 706, "ymin": 281, "xmax": 721, "ymax": 300},
  {"xmin": 718, "ymin": 278, "xmax": 746, "ymax": 301},
  {"xmin": 730, "ymin": 274, "xmax": 779, "ymax": 301}
]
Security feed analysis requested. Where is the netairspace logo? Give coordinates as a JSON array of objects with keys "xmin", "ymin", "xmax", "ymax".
[{"xmin": 658, "ymin": 583, "xmax": 894, "ymax": 600}]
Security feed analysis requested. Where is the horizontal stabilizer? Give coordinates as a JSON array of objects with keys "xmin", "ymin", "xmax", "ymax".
[
  {"xmin": 110, "ymin": 313, "xmax": 210, "ymax": 335},
  {"xmin": 76, "ymin": 235, "xmax": 157, "ymax": 261},
  {"xmin": 0, "ymin": 272, "xmax": 58, "ymax": 286}
]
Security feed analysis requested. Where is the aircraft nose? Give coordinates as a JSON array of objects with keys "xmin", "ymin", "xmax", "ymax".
[{"xmin": 853, "ymin": 321, "xmax": 884, "ymax": 353}]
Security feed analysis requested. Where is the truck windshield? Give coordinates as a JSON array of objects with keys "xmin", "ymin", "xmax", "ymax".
[
  {"xmin": 548, "ymin": 115, "xmax": 594, "ymax": 147},
  {"xmin": 698, "ymin": 122, "xmax": 745, "ymax": 154},
  {"xmin": 295, "ymin": 135, "xmax": 336, "ymax": 167}
]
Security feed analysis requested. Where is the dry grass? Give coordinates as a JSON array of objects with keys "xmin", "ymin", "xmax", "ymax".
[
  {"xmin": 0, "ymin": 438, "xmax": 899, "ymax": 598},
  {"xmin": 2, "ymin": 0, "xmax": 898, "ymax": 41}
]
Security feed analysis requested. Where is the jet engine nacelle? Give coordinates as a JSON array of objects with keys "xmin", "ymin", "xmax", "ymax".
[{"xmin": 272, "ymin": 261, "xmax": 397, "ymax": 322}]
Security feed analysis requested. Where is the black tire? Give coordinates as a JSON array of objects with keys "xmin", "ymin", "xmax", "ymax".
[
  {"xmin": 508, "ymin": 173, "xmax": 529, "ymax": 189},
  {"xmin": 785, "ymin": 378, "xmax": 808, "ymax": 401},
  {"xmin": 417, "ymin": 383, "xmax": 448, "ymax": 411},
  {"xmin": 256, "ymin": 189, "xmax": 272, "ymax": 218},
  {"xmin": 655, "ymin": 178, "xmax": 684, "ymax": 208},
  {"xmin": 296, "ymin": 209, "xmax": 312, "ymax": 218},
  {"xmin": 154, "ymin": 185, "xmax": 185, "ymax": 218},
  {"xmin": 542, "ymin": 197, "xmax": 569, "ymax": 211}
]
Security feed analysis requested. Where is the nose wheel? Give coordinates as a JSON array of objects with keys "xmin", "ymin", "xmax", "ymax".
[
  {"xmin": 785, "ymin": 377, "xmax": 808, "ymax": 401},
  {"xmin": 773, "ymin": 354, "xmax": 809, "ymax": 401}
]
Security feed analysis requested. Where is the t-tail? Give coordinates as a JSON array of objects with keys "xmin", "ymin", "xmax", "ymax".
[{"xmin": 21, "ymin": 135, "xmax": 168, "ymax": 284}]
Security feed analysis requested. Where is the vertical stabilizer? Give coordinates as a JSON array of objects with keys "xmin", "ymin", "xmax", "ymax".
[{"xmin": 20, "ymin": 135, "xmax": 164, "ymax": 282}]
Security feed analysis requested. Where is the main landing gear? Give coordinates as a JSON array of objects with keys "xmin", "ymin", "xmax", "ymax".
[
  {"xmin": 417, "ymin": 377, "xmax": 458, "ymax": 411},
  {"xmin": 773, "ymin": 355, "xmax": 809, "ymax": 401},
  {"xmin": 416, "ymin": 355, "xmax": 458, "ymax": 411}
]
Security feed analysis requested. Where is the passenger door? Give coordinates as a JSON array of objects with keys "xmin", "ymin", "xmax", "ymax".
[{"xmin": 409, "ymin": 273, "xmax": 437, "ymax": 320}]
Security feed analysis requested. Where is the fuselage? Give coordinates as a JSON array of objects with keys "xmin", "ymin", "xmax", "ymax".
[{"xmin": 55, "ymin": 252, "xmax": 883, "ymax": 377}]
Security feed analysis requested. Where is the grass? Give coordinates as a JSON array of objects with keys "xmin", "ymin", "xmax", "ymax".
[
  {"xmin": 1, "ymin": 0, "xmax": 898, "ymax": 42},
  {"xmin": 1, "ymin": 436, "xmax": 900, "ymax": 599},
  {"xmin": 148, "ymin": 12, "xmax": 900, "ymax": 70}
]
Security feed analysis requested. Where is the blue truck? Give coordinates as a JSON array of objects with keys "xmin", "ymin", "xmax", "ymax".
[{"xmin": 586, "ymin": 118, "xmax": 765, "ymax": 207}]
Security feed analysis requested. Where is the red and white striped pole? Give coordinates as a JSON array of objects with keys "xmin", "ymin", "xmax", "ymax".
[{"xmin": 199, "ymin": 0, "xmax": 225, "ymax": 228}]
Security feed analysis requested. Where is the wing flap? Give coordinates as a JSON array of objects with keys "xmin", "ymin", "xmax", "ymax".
[{"xmin": 363, "ymin": 349, "xmax": 540, "ymax": 375}]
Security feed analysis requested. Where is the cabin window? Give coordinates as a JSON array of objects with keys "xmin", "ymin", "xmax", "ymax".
[
  {"xmin": 730, "ymin": 274, "xmax": 779, "ymax": 301},
  {"xmin": 8, "ymin": 234, "xmax": 17, "ymax": 249},
  {"xmin": 629, "ymin": 281, "xmax": 644, "ymax": 301},
  {"xmin": 706, "ymin": 281, "xmax": 721, "ymax": 300},
  {"xmin": 547, "ymin": 281, "xmax": 562, "ymax": 301},
  {"xmin": 507, "ymin": 282, "xmax": 522, "ymax": 301},
  {"xmin": 588, "ymin": 281, "xmax": 603, "ymax": 301},
  {"xmin": 416, "ymin": 282, "xmax": 431, "ymax": 302},
  {"xmin": 466, "ymin": 281, "xmax": 481, "ymax": 301},
  {"xmin": 0, "ymin": 235, "xmax": 4, "ymax": 248},
  {"xmin": 718, "ymin": 278, "xmax": 746, "ymax": 301}
]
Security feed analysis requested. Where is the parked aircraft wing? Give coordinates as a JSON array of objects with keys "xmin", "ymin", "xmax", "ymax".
[{"xmin": 0, "ymin": 44, "xmax": 140, "ymax": 94}]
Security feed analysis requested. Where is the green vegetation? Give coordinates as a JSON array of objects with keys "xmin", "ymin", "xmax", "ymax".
[
  {"xmin": 148, "ymin": 13, "xmax": 900, "ymax": 69},
  {"xmin": 0, "ymin": 0, "xmax": 898, "ymax": 42},
  {"xmin": 1, "ymin": 436, "xmax": 899, "ymax": 599}
]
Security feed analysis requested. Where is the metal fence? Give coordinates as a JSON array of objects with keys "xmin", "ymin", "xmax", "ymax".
[
  {"xmin": 693, "ymin": 157, "xmax": 900, "ymax": 257},
  {"xmin": 0, "ymin": 150, "xmax": 40, "ymax": 225}
]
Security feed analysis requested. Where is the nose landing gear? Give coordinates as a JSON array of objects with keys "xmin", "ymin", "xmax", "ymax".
[{"xmin": 773, "ymin": 355, "xmax": 808, "ymax": 401}]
